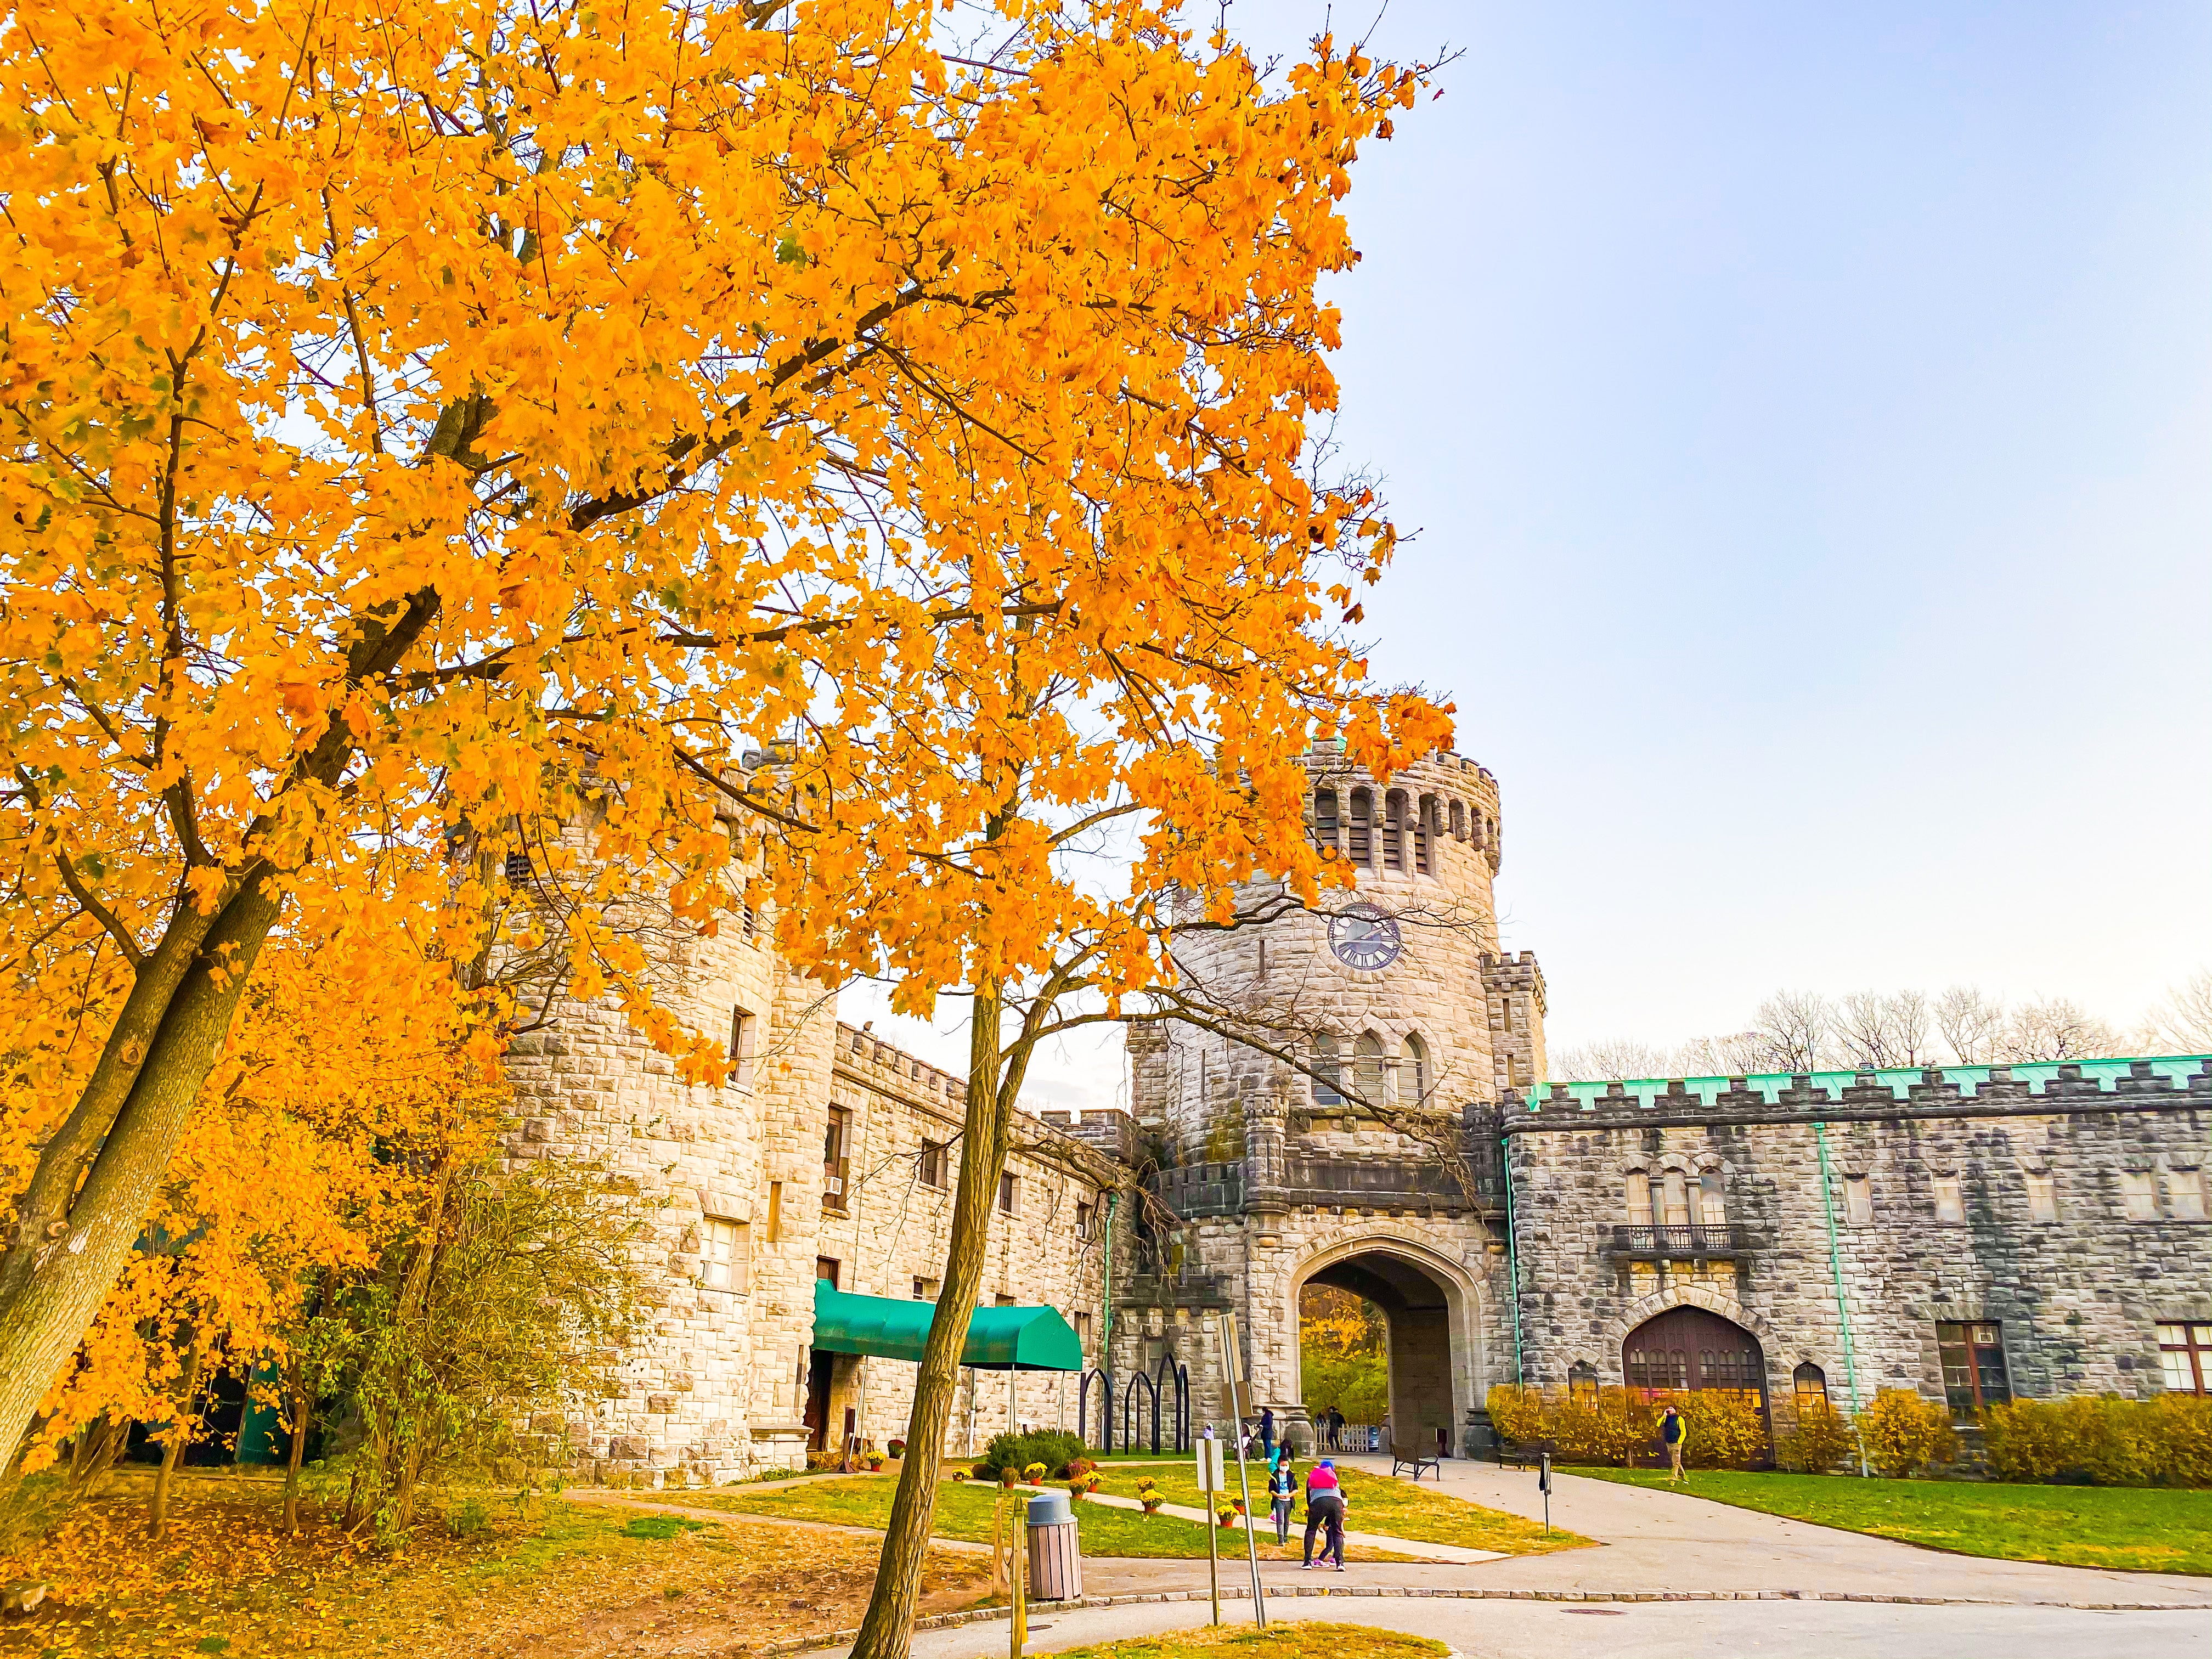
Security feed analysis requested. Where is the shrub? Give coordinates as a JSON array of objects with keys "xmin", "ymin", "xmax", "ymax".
[
  {"xmin": 1550, "ymin": 1387, "xmax": 1655, "ymax": 1466},
  {"xmin": 1983, "ymin": 1394, "xmax": 2212, "ymax": 1488},
  {"xmin": 1677, "ymin": 1391, "xmax": 1769, "ymax": 1470},
  {"xmin": 974, "ymin": 1429, "xmax": 1088, "ymax": 1480},
  {"xmin": 1776, "ymin": 1401, "xmax": 1857, "ymax": 1474},
  {"xmin": 1858, "ymin": 1389, "xmax": 1956, "ymax": 1477},
  {"xmin": 445, "ymin": 1499, "xmax": 489, "ymax": 1538},
  {"xmin": 1022, "ymin": 1461, "xmax": 1048, "ymax": 1484},
  {"xmin": 1485, "ymin": 1385, "xmax": 1548, "ymax": 1446}
]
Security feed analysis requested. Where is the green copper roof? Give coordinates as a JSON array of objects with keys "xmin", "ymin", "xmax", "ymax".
[
  {"xmin": 810, "ymin": 1281, "xmax": 1084, "ymax": 1372},
  {"xmin": 1531, "ymin": 1054, "xmax": 2212, "ymax": 1111}
]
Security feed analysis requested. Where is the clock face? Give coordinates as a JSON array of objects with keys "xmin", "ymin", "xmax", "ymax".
[{"xmin": 1328, "ymin": 903, "xmax": 1402, "ymax": 972}]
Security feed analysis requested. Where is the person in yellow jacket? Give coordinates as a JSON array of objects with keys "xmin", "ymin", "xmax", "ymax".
[{"xmin": 1660, "ymin": 1404, "xmax": 1688, "ymax": 1481}]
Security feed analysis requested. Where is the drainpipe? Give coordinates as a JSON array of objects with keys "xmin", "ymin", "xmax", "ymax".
[
  {"xmin": 1499, "ymin": 1134, "xmax": 1526, "ymax": 1385},
  {"xmin": 1101, "ymin": 1189, "xmax": 1118, "ymax": 1367},
  {"xmin": 1812, "ymin": 1120, "xmax": 1872, "ymax": 1477}
]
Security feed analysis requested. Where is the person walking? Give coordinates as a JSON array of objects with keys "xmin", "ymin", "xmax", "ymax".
[
  {"xmin": 1259, "ymin": 1406, "xmax": 1276, "ymax": 1465},
  {"xmin": 1330, "ymin": 1406, "xmax": 1346, "ymax": 1451},
  {"xmin": 1270, "ymin": 1453, "xmax": 1299, "ymax": 1545},
  {"xmin": 1660, "ymin": 1404, "xmax": 1688, "ymax": 1482},
  {"xmin": 1300, "ymin": 1457, "xmax": 1347, "ymax": 1570}
]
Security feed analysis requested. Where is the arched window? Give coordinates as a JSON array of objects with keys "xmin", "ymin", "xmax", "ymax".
[
  {"xmin": 1793, "ymin": 1363, "xmax": 1829, "ymax": 1408},
  {"xmin": 1381, "ymin": 790, "xmax": 1407, "ymax": 870},
  {"xmin": 1449, "ymin": 799, "xmax": 1466, "ymax": 839},
  {"xmin": 1313, "ymin": 788, "xmax": 1339, "ymax": 851},
  {"xmin": 1400, "ymin": 1032, "xmax": 1429, "ymax": 1105},
  {"xmin": 1353, "ymin": 1031, "xmax": 1387, "ymax": 1108},
  {"xmin": 1311, "ymin": 1032, "xmax": 1342, "ymax": 1107},
  {"xmin": 1414, "ymin": 794, "xmax": 1436, "ymax": 874},
  {"xmin": 1568, "ymin": 1362, "xmax": 1599, "ymax": 1404},
  {"xmin": 1347, "ymin": 789, "xmax": 1373, "ymax": 865},
  {"xmin": 1626, "ymin": 1170, "xmax": 1654, "ymax": 1227},
  {"xmin": 1662, "ymin": 1170, "xmax": 1691, "ymax": 1227},
  {"xmin": 1692, "ymin": 1171, "xmax": 1726, "ymax": 1228}
]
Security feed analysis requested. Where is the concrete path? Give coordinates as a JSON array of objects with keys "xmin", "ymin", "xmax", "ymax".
[
  {"xmin": 1003, "ymin": 1482, "xmax": 1502, "ymax": 1565},
  {"xmin": 883, "ymin": 1589, "xmax": 2212, "ymax": 1659}
]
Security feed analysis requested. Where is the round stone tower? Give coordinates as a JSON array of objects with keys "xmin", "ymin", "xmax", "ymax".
[{"xmin": 1143, "ymin": 744, "xmax": 1534, "ymax": 1161}]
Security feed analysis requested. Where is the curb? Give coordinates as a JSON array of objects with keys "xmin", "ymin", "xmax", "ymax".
[{"xmin": 759, "ymin": 1583, "xmax": 2212, "ymax": 1652}]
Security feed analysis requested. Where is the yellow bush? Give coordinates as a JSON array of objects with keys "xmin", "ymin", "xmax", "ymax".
[
  {"xmin": 1857, "ymin": 1389, "xmax": 1956, "ymax": 1477},
  {"xmin": 1983, "ymin": 1393, "xmax": 2212, "ymax": 1487},
  {"xmin": 1775, "ymin": 1400, "xmax": 1858, "ymax": 1474},
  {"xmin": 1675, "ymin": 1391, "xmax": 1769, "ymax": 1469},
  {"xmin": 1550, "ymin": 1387, "xmax": 1656, "ymax": 1465},
  {"xmin": 1485, "ymin": 1384, "xmax": 1548, "ymax": 1445}
]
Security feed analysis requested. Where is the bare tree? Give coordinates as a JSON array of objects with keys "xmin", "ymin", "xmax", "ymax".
[
  {"xmin": 1934, "ymin": 986, "xmax": 2007, "ymax": 1065},
  {"xmin": 1671, "ymin": 1031, "xmax": 1770, "ymax": 1077},
  {"xmin": 1834, "ymin": 990, "xmax": 1934, "ymax": 1070},
  {"xmin": 1747, "ymin": 991, "xmax": 1831, "ymax": 1072},
  {"xmin": 1996, "ymin": 997, "xmax": 2121, "ymax": 1063},
  {"xmin": 2145, "ymin": 969, "xmax": 2212, "ymax": 1054},
  {"xmin": 1548, "ymin": 1037, "xmax": 1674, "ymax": 1082}
]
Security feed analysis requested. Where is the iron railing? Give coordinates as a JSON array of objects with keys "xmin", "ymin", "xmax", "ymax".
[{"xmin": 1605, "ymin": 1223, "xmax": 1753, "ymax": 1257}]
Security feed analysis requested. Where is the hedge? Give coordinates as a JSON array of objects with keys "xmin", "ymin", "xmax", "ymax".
[
  {"xmin": 1483, "ymin": 1384, "xmax": 1768, "ymax": 1469},
  {"xmin": 1982, "ymin": 1393, "xmax": 2212, "ymax": 1488}
]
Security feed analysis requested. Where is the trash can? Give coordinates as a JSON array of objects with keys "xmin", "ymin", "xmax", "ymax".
[{"xmin": 1025, "ymin": 1490, "xmax": 1082, "ymax": 1601}]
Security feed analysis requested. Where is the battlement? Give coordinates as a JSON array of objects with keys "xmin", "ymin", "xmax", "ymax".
[
  {"xmin": 1503, "ymin": 1054, "xmax": 2212, "ymax": 1132},
  {"xmin": 834, "ymin": 1020, "xmax": 965, "ymax": 1105}
]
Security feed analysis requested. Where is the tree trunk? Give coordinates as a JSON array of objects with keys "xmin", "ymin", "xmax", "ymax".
[
  {"xmin": 850, "ymin": 992, "xmax": 1028, "ymax": 1659},
  {"xmin": 0, "ymin": 873, "xmax": 281, "ymax": 1475},
  {"xmin": 148, "ymin": 1334, "xmax": 204, "ymax": 1541},
  {"xmin": 281, "ymin": 1353, "xmax": 311, "ymax": 1533}
]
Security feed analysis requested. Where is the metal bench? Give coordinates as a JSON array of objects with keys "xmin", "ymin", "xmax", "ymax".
[
  {"xmin": 1390, "ymin": 1441, "xmax": 1442, "ymax": 1481},
  {"xmin": 1493, "ymin": 1436, "xmax": 1555, "ymax": 1471}
]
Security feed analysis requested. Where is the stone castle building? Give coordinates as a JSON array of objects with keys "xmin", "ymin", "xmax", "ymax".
[{"xmin": 514, "ymin": 747, "xmax": 2212, "ymax": 1483}]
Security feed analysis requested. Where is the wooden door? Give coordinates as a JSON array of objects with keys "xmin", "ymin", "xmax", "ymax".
[{"xmin": 1623, "ymin": 1306, "xmax": 1767, "ymax": 1401}]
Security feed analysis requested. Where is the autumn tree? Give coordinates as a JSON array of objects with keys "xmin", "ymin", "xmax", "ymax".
[{"xmin": 0, "ymin": 0, "xmax": 1437, "ymax": 1517}]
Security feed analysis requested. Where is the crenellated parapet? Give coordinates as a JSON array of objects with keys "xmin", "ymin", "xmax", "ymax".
[{"xmin": 1503, "ymin": 1055, "xmax": 2212, "ymax": 1134}]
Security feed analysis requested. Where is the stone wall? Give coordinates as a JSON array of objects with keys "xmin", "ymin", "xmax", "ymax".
[{"xmin": 1501, "ymin": 1060, "xmax": 2212, "ymax": 1417}]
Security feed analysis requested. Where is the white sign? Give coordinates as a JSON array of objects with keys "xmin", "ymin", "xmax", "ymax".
[{"xmin": 1194, "ymin": 1436, "xmax": 1225, "ymax": 1493}]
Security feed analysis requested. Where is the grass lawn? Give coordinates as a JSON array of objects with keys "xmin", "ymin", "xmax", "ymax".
[
  {"xmin": 0, "ymin": 1469, "xmax": 987, "ymax": 1656},
  {"xmin": 1569, "ymin": 1466, "xmax": 2212, "ymax": 1576},
  {"xmin": 1055, "ymin": 1623, "xmax": 1444, "ymax": 1659},
  {"xmin": 1088, "ymin": 1464, "xmax": 1589, "ymax": 1558},
  {"xmin": 693, "ymin": 1472, "xmax": 1321, "ymax": 1559}
]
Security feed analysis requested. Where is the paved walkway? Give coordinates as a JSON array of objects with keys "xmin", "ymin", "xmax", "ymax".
[{"xmin": 1003, "ymin": 1481, "xmax": 1502, "ymax": 1565}]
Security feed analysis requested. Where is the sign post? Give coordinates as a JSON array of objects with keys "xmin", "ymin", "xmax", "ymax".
[
  {"xmin": 1217, "ymin": 1311, "xmax": 1268, "ymax": 1628},
  {"xmin": 1197, "ymin": 1432, "xmax": 1223, "ymax": 1624}
]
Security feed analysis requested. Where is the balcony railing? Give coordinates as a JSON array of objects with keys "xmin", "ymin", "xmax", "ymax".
[{"xmin": 1606, "ymin": 1223, "xmax": 1753, "ymax": 1257}]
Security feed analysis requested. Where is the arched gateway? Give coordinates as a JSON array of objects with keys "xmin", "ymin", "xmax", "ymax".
[{"xmin": 1290, "ymin": 1235, "xmax": 1492, "ymax": 1455}]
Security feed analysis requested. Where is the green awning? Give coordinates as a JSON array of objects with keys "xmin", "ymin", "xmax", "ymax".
[{"xmin": 811, "ymin": 1281, "xmax": 1083, "ymax": 1372}]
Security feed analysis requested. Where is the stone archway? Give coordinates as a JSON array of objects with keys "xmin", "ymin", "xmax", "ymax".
[{"xmin": 1285, "ymin": 1232, "xmax": 1489, "ymax": 1458}]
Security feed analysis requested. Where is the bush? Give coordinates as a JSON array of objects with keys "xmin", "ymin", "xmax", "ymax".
[
  {"xmin": 1776, "ymin": 1401, "xmax": 1858, "ymax": 1474},
  {"xmin": 1983, "ymin": 1393, "xmax": 2212, "ymax": 1488},
  {"xmin": 1484, "ymin": 1385, "xmax": 1547, "ymax": 1446},
  {"xmin": 973, "ymin": 1429, "xmax": 1088, "ymax": 1480},
  {"xmin": 1549, "ymin": 1387, "xmax": 1656, "ymax": 1466},
  {"xmin": 1677, "ymin": 1391, "xmax": 1769, "ymax": 1470},
  {"xmin": 1858, "ymin": 1389, "xmax": 1956, "ymax": 1477}
]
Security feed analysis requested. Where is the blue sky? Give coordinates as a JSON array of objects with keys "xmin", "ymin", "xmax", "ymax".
[{"xmin": 845, "ymin": 2, "xmax": 2212, "ymax": 1101}]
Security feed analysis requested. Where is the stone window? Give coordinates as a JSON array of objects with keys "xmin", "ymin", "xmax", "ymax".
[
  {"xmin": 994, "ymin": 1293, "xmax": 1015, "ymax": 1307},
  {"xmin": 1381, "ymin": 789, "xmax": 1407, "ymax": 871},
  {"xmin": 1449, "ymin": 798, "xmax": 1466, "ymax": 839},
  {"xmin": 1353, "ymin": 1031, "xmax": 1387, "ymax": 1108},
  {"xmin": 2159, "ymin": 1323, "xmax": 2212, "ymax": 1393},
  {"xmin": 1662, "ymin": 1170, "xmax": 1691, "ymax": 1227},
  {"xmin": 919, "ymin": 1139, "xmax": 949, "ymax": 1189},
  {"xmin": 1313, "ymin": 788, "xmax": 1339, "ymax": 851},
  {"xmin": 823, "ymin": 1107, "xmax": 853, "ymax": 1212},
  {"xmin": 913, "ymin": 1276, "xmax": 940, "ymax": 1301},
  {"xmin": 1347, "ymin": 788, "xmax": 1374, "ymax": 865},
  {"xmin": 1568, "ymin": 1363, "xmax": 1599, "ymax": 1404},
  {"xmin": 1626, "ymin": 1170, "xmax": 1654, "ymax": 1227},
  {"xmin": 998, "ymin": 1172, "xmax": 1019, "ymax": 1215},
  {"xmin": 816, "ymin": 1256, "xmax": 841, "ymax": 1288},
  {"xmin": 1843, "ymin": 1175, "xmax": 1873, "ymax": 1226},
  {"xmin": 700, "ymin": 1217, "xmax": 750, "ymax": 1293},
  {"xmin": 2168, "ymin": 1169, "xmax": 2208, "ymax": 1222},
  {"xmin": 1936, "ymin": 1321, "xmax": 2010, "ymax": 1420},
  {"xmin": 1793, "ymin": 1362, "xmax": 1828, "ymax": 1408},
  {"xmin": 1076, "ymin": 1199, "xmax": 1094, "ymax": 1238},
  {"xmin": 1311, "ymin": 1032, "xmax": 1344, "ymax": 1107},
  {"xmin": 2025, "ymin": 1171, "xmax": 2058, "ymax": 1223},
  {"xmin": 1414, "ymin": 794, "xmax": 1435, "ymax": 874},
  {"xmin": 1074, "ymin": 1310, "xmax": 1092, "ymax": 1352},
  {"xmin": 1401, "ymin": 1032, "xmax": 1429, "ymax": 1105},
  {"xmin": 2121, "ymin": 1170, "xmax": 2159, "ymax": 1220},
  {"xmin": 766, "ymin": 1180, "xmax": 783, "ymax": 1242},
  {"xmin": 730, "ymin": 1007, "xmax": 758, "ymax": 1087},
  {"xmin": 1692, "ymin": 1171, "xmax": 1726, "ymax": 1228},
  {"xmin": 1933, "ymin": 1175, "xmax": 1965, "ymax": 1224}
]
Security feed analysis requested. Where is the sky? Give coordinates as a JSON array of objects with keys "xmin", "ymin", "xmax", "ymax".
[{"xmin": 842, "ymin": 2, "xmax": 2212, "ymax": 1106}]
